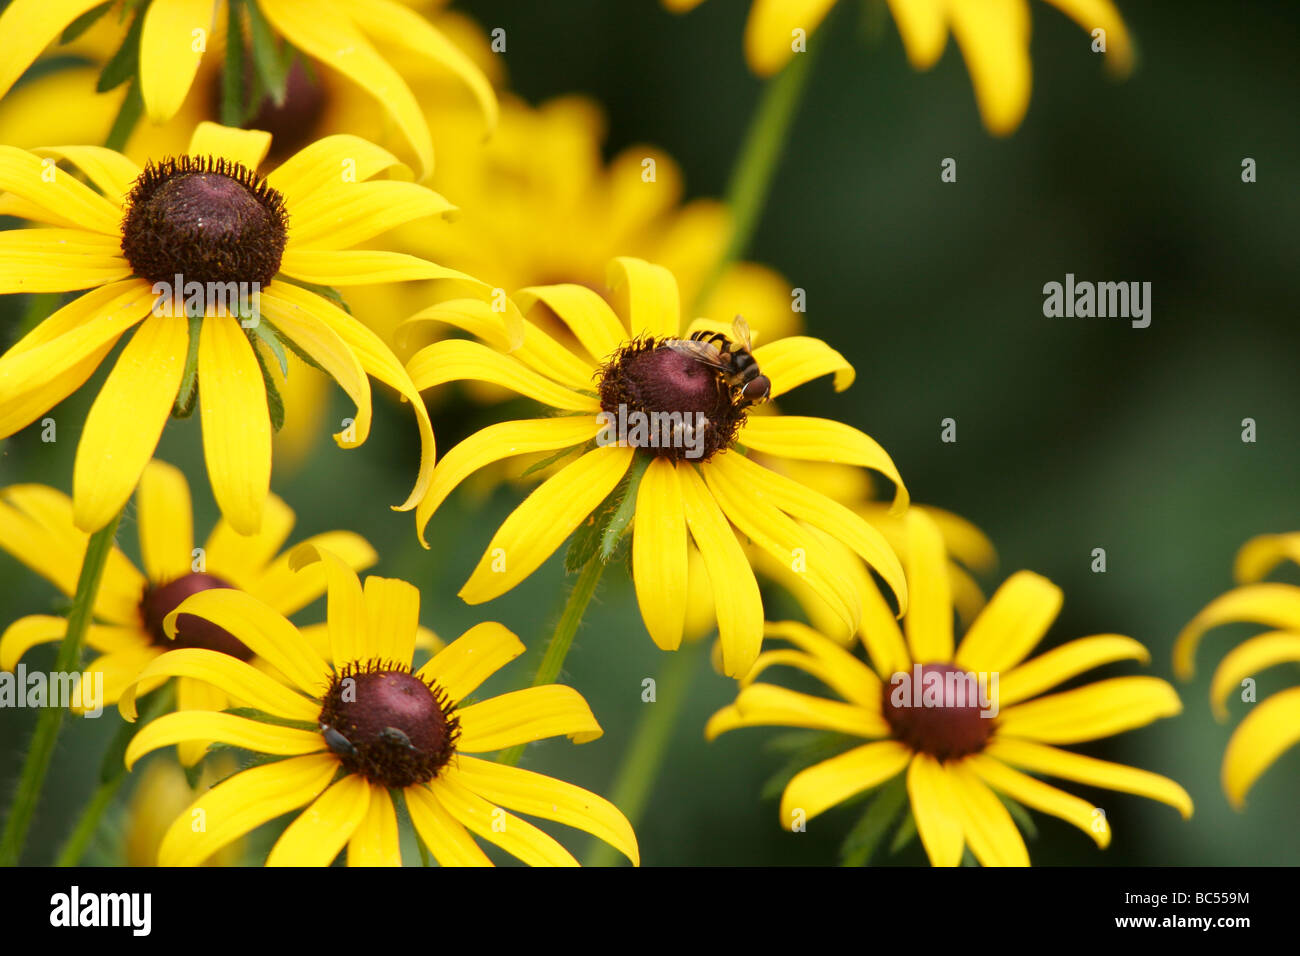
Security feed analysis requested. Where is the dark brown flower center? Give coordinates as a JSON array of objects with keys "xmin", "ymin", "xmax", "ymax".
[
  {"xmin": 120, "ymin": 156, "xmax": 288, "ymax": 288},
  {"xmin": 139, "ymin": 572, "xmax": 250, "ymax": 659},
  {"xmin": 317, "ymin": 662, "xmax": 459, "ymax": 788},
  {"xmin": 597, "ymin": 338, "xmax": 744, "ymax": 462},
  {"xmin": 881, "ymin": 663, "xmax": 995, "ymax": 761}
]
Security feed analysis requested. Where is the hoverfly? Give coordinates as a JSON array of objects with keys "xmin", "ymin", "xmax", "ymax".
[{"xmin": 665, "ymin": 315, "xmax": 771, "ymax": 407}]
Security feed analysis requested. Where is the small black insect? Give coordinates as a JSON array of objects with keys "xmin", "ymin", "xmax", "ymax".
[
  {"xmin": 320, "ymin": 721, "xmax": 357, "ymax": 757},
  {"xmin": 380, "ymin": 726, "xmax": 418, "ymax": 752}
]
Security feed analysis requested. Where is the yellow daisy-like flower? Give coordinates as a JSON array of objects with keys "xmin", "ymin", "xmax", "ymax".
[
  {"xmin": 0, "ymin": 458, "xmax": 376, "ymax": 765},
  {"xmin": 1174, "ymin": 533, "xmax": 1300, "ymax": 808},
  {"xmin": 0, "ymin": 0, "xmax": 496, "ymax": 177},
  {"xmin": 0, "ymin": 121, "xmax": 483, "ymax": 534},
  {"xmin": 124, "ymin": 755, "xmax": 243, "ymax": 866},
  {"xmin": 405, "ymin": 256, "xmax": 908, "ymax": 677},
  {"xmin": 666, "ymin": 0, "xmax": 1133, "ymax": 134},
  {"xmin": 708, "ymin": 509, "xmax": 1191, "ymax": 865},
  {"xmin": 117, "ymin": 543, "xmax": 640, "ymax": 867}
]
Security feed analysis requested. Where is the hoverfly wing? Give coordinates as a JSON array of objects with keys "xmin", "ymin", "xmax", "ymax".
[
  {"xmin": 731, "ymin": 315, "xmax": 755, "ymax": 351},
  {"xmin": 665, "ymin": 338, "xmax": 730, "ymax": 370}
]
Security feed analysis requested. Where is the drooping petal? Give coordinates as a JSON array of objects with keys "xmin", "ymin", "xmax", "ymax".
[
  {"xmin": 117, "ymin": 647, "xmax": 319, "ymax": 723},
  {"xmin": 886, "ymin": 0, "xmax": 948, "ymax": 69},
  {"xmin": 780, "ymin": 740, "xmax": 912, "ymax": 825},
  {"xmin": 997, "ymin": 677, "xmax": 1182, "ymax": 744},
  {"xmin": 1221, "ymin": 687, "xmax": 1300, "ymax": 809},
  {"xmin": 458, "ymin": 445, "xmax": 633, "ymax": 603},
  {"xmin": 431, "ymin": 774, "xmax": 578, "ymax": 866},
  {"xmin": 245, "ymin": 530, "xmax": 377, "ymax": 617},
  {"xmin": 906, "ymin": 753, "xmax": 963, "ymax": 867},
  {"xmin": 456, "ymin": 685, "xmax": 603, "ymax": 752},
  {"xmin": 72, "ymin": 314, "xmax": 187, "ymax": 533},
  {"xmin": 749, "ymin": 337, "xmax": 854, "ymax": 396},
  {"xmin": 1233, "ymin": 532, "xmax": 1300, "ymax": 584},
  {"xmin": 631, "ymin": 458, "xmax": 689, "ymax": 651},
  {"xmin": 607, "ymin": 256, "xmax": 680, "ymax": 339},
  {"xmin": 198, "ymin": 315, "xmax": 271, "ymax": 536},
  {"xmin": 453, "ymin": 756, "xmax": 639, "ymax": 866},
  {"xmin": 954, "ymin": 571, "xmax": 1063, "ymax": 674},
  {"xmin": 1174, "ymin": 583, "xmax": 1300, "ymax": 679},
  {"xmin": 756, "ymin": 621, "xmax": 883, "ymax": 708},
  {"xmin": 202, "ymin": 494, "xmax": 296, "ymax": 587},
  {"xmin": 743, "ymin": 0, "xmax": 839, "ymax": 76},
  {"xmin": 158, "ymin": 754, "xmax": 338, "ymax": 866},
  {"xmin": 1209, "ymin": 631, "xmax": 1300, "ymax": 720},
  {"xmin": 347, "ymin": 786, "xmax": 402, "ymax": 866},
  {"xmin": 967, "ymin": 753, "xmax": 1109, "ymax": 848},
  {"xmin": 136, "ymin": 459, "xmax": 194, "ymax": 583},
  {"xmin": 514, "ymin": 284, "xmax": 626, "ymax": 364},
  {"xmin": 1041, "ymin": 0, "xmax": 1133, "ymax": 75},
  {"xmin": 945, "ymin": 760, "xmax": 1030, "ymax": 866},
  {"xmin": 416, "ymin": 622, "xmax": 524, "ymax": 703},
  {"xmin": 902, "ymin": 509, "xmax": 953, "ymax": 666},
  {"xmin": 997, "ymin": 634, "xmax": 1149, "ymax": 708},
  {"xmin": 947, "ymin": 0, "xmax": 1033, "ymax": 136},
  {"xmin": 0, "ymin": 142, "xmax": 122, "ymax": 234},
  {"xmin": 139, "ymin": 0, "xmax": 213, "ymax": 123},
  {"xmin": 0, "ymin": 0, "xmax": 110, "ymax": 106},
  {"xmin": 706, "ymin": 684, "xmax": 888, "ymax": 740},
  {"xmin": 0, "ymin": 228, "xmax": 129, "ymax": 293},
  {"xmin": 406, "ymin": 340, "xmax": 599, "ymax": 412},
  {"xmin": 404, "ymin": 785, "xmax": 492, "ymax": 866},
  {"xmin": 124, "ymin": 710, "xmax": 323, "ymax": 770},
  {"xmin": 267, "ymin": 774, "xmax": 371, "ymax": 866},
  {"xmin": 986, "ymin": 738, "xmax": 1193, "ymax": 819},
  {"xmin": 35, "ymin": 146, "xmax": 142, "ymax": 209},
  {"xmin": 266, "ymin": 135, "xmax": 408, "ymax": 208}
]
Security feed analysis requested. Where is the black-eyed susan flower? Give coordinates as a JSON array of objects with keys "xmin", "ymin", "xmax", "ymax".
[
  {"xmin": 404, "ymin": 256, "xmax": 908, "ymax": 677},
  {"xmin": 708, "ymin": 509, "xmax": 1191, "ymax": 865},
  {"xmin": 123, "ymin": 755, "xmax": 244, "ymax": 866},
  {"xmin": 665, "ymin": 0, "xmax": 1132, "ymax": 134},
  {"xmin": 1174, "ymin": 533, "xmax": 1300, "ymax": 808},
  {"xmin": 0, "ymin": 122, "xmax": 485, "ymax": 534},
  {"xmin": 118, "ymin": 543, "xmax": 639, "ymax": 867},
  {"xmin": 0, "ymin": 460, "xmax": 377, "ymax": 764},
  {"xmin": 0, "ymin": 0, "xmax": 496, "ymax": 178}
]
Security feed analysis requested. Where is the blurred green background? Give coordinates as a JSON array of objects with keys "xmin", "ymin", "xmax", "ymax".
[{"xmin": 2, "ymin": 0, "xmax": 1298, "ymax": 865}]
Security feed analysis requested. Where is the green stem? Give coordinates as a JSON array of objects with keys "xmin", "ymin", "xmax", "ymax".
[
  {"xmin": 54, "ymin": 685, "xmax": 174, "ymax": 867},
  {"xmin": 694, "ymin": 44, "xmax": 820, "ymax": 312},
  {"xmin": 584, "ymin": 638, "xmax": 706, "ymax": 867},
  {"xmin": 0, "ymin": 509, "xmax": 123, "ymax": 866},
  {"xmin": 498, "ymin": 556, "xmax": 606, "ymax": 767}
]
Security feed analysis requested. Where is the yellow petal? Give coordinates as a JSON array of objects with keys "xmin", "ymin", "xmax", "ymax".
[
  {"xmin": 1233, "ymin": 532, "xmax": 1300, "ymax": 584},
  {"xmin": 902, "ymin": 509, "xmax": 953, "ymax": 665},
  {"xmin": 1, "ymin": 616, "xmax": 141, "ymax": 670},
  {"xmin": 173, "ymin": 676, "xmax": 228, "ymax": 767},
  {"xmin": 886, "ymin": 0, "xmax": 948, "ymax": 69},
  {"xmin": 1041, "ymin": 0, "xmax": 1133, "ymax": 75},
  {"xmin": 139, "ymin": 0, "xmax": 213, "ymax": 123},
  {"xmin": 986, "ymin": 738, "xmax": 1193, "ymax": 819},
  {"xmin": 415, "ymin": 417, "xmax": 602, "ymax": 547},
  {"xmin": 288, "ymin": 541, "xmax": 367, "ymax": 670},
  {"xmin": 267, "ymin": 774, "xmax": 371, "ymax": 866},
  {"xmin": 453, "ymin": 756, "xmax": 639, "ymax": 866},
  {"xmin": 954, "ymin": 570, "xmax": 1062, "ymax": 673},
  {"xmin": 947, "ymin": 0, "xmax": 1033, "ymax": 136},
  {"xmin": 0, "ymin": 144, "xmax": 122, "ymax": 234},
  {"xmin": 678, "ymin": 463, "xmax": 764, "ymax": 677},
  {"xmin": 706, "ymin": 683, "xmax": 888, "ymax": 740},
  {"xmin": 515, "ymin": 284, "xmax": 626, "ymax": 364},
  {"xmin": 158, "ymin": 753, "xmax": 338, "ymax": 866},
  {"xmin": 198, "ymin": 315, "xmax": 271, "ymax": 536},
  {"xmin": 260, "ymin": 0, "xmax": 433, "ymax": 177},
  {"xmin": 750, "ymin": 336, "xmax": 855, "ymax": 397},
  {"xmin": 406, "ymin": 339, "xmax": 599, "ymax": 411},
  {"xmin": 906, "ymin": 753, "xmax": 963, "ymax": 867},
  {"xmin": 118, "ymin": 647, "xmax": 319, "ymax": 723},
  {"xmin": 739, "ymin": 416, "xmax": 907, "ymax": 511},
  {"xmin": 997, "ymin": 634, "xmax": 1149, "ymax": 707},
  {"xmin": 0, "ymin": 228, "xmax": 129, "ymax": 293},
  {"xmin": 279, "ymin": 248, "xmax": 473, "ymax": 286},
  {"xmin": 245, "ymin": 530, "xmax": 377, "ymax": 617},
  {"xmin": 416, "ymin": 621, "xmax": 525, "ymax": 702},
  {"xmin": 287, "ymin": 181, "xmax": 456, "ymax": 249},
  {"xmin": 1174, "ymin": 583, "xmax": 1300, "ymax": 679},
  {"xmin": 0, "ymin": 0, "xmax": 110, "ymax": 104},
  {"xmin": 404, "ymin": 785, "xmax": 493, "ymax": 866},
  {"xmin": 136, "ymin": 459, "xmax": 194, "ymax": 583},
  {"xmin": 780, "ymin": 740, "xmax": 912, "ymax": 826},
  {"xmin": 362, "ymin": 575, "xmax": 420, "ymax": 666},
  {"xmin": 998, "ymin": 676, "xmax": 1182, "ymax": 744},
  {"xmin": 607, "ymin": 257, "xmax": 680, "ymax": 339},
  {"xmin": 34, "ymin": 146, "xmax": 142, "ymax": 209},
  {"xmin": 945, "ymin": 760, "xmax": 1029, "ymax": 866},
  {"xmin": 632, "ymin": 458, "xmax": 689, "ymax": 651},
  {"xmin": 124, "ymin": 710, "xmax": 324, "ymax": 771},
  {"xmin": 458, "ymin": 445, "xmax": 633, "ymax": 603},
  {"xmin": 72, "ymin": 313, "xmax": 187, "ymax": 533},
  {"xmin": 266, "ymin": 134, "xmax": 408, "ymax": 208},
  {"xmin": 1209, "ymin": 631, "xmax": 1300, "ymax": 721},
  {"xmin": 0, "ymin": 492, "xmax": 86, "ymax": 601},
  {"xmin": 186, "ymin": 122, "xmax": 272, "ymax": 172},
  {"xmin": 967, "ymin": 753, "xmax": 1109, "ymax": 848},
  {"xmin": 743, "ymin": 0, "xmax": 839, "ymax": 76},
  {"xmin": 431, "ymin": 774, "xmax": 578, "ymax": 866},
  {"xmin": 202, "ymin": 494, "xmax": 296, "ymax": 587},
  {"xmin": 1222, "ymin": 687, "xmax": 1300, "ymax": 809},
  {"xmin": 347, "ymin": 787, "xmax": 402, "ymax": 866},
  {"xmin": 756, "ymin": 621, "xmax": 883, "ymax": 708},
  {"xmin": 160, "ymin": 589, "xmax": 328, "ymax": 697},
  {"xmin": 456, "ymin": 685, "xmax": 603, "ymax": 752}
]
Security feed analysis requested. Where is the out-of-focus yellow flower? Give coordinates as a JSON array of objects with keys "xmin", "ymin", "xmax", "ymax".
[
  {"xmin": 709, "ymin": 509, "xmax": 1191, "ymax": 866},
  {"xmin": 125, "ymin": 755, "xmax": 243, "ymax": 866},
  {"xmin": 665, "ymin": 0, "xmax": 1133, "ymax": 134},
  {"xmin": 0, "ymin": 0, "xmax": 496, "ymax": 177},
  {"xmin": 119, "ymin": 544, "xmax": 639, "ymax": 867},
  {"xmin": 1175, "ymin": 533, "xmax": 1300, "ymax": 809}
]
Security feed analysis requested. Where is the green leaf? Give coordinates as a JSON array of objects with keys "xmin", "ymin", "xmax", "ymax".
[
  {"xmin": 519, "ymin": 440, "xmax": 587, "ymax": 478},
  {"xmin": 171, "ymin": 310, "xmax": 204, "ymax": 419},
  {"xmin": 563, "ymin": 453, "xmax": 650, "ymax": 572},
  {"xmin": 599, "ymin": 453, "xmax": 649, "ymax": 562},
  {"xmin": 245, "ymin": 0, "xmax": 290, "ymax": 106},
  {"xmin": 997, "ymin": 791, "xmax": 1039, "ymax": 840},
  {"xmin": 276, "ymin": 275, "xmax": 352, "ymax": 315},
  {"xmin": 889, "ymin": 809, "xmax": 917, "ymax": 855},
  {"xmin": 250, "ymin": 336, "xmax": 286, "ymax": 432},
  {"xmin": 103, "ymin": 80, "xmax": 143, "ymax": 152},
  {"xmin": 61, "ymin": 1, "xmax": 113, "ymax": 44},
  {"xmin": 221, "ymin": 1, "xmax": 246, "ymax": 127},
  {"xmin": 249, "ymin": 318, "xmax": 289, "ymax": 378},
  {"xmin": 759, "ymin": 732, "xmax": 853, "ymax": 802},
  {"xmin": 839, "ymin": 773, "xmax": 908, "ymax": 867},
  {"xmin": 96, "ymin": 9, "xmax": 145, "ymax": 93}
]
